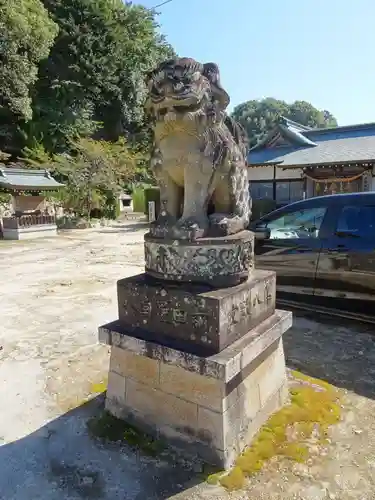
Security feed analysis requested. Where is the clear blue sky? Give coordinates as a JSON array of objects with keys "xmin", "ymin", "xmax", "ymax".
[{"xmin": 140, "ymin": 0, "xmax": 375, "ymax": 126}]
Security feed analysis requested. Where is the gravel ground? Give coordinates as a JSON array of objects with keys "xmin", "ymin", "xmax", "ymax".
[{"xmin": 1, "ymin": 223, "xmax": 375, "ymax": 500}]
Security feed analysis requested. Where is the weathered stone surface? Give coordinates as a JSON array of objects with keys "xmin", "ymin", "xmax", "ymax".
[
  {"xmin": 253, "ymin": 339, "xmax": 287, "ymax": 407},
  {"xmin": 99, "ymin": 309, "xmax": 292, "ymax": 383},
  {"xmin": 145, "ymin": 57, "xmax": 251, "ymax": 241},
  {"xmin": 103, "ymin": 318, "xmax": 289, "ymax": 468},
  {"xmin": 110, "ymin": 347, "xmax": 160, "ymax": 387},
  {"xmin": 106, "ymin": 371, "xmax": 126, "ymax": 405},
  {"xmin": 144, "ymin": 231, "xmax": 254, "ymax": 287},
  {"xmin": 197, "ymin": 339, "xmax": 286, "ymax": 453},
  {"xmin": 117, "ymin": 269, "xmax": 275, "ymax": 355},
  {"xmin": 126, "ymin": 378, "xmax": 198, "ymax": 431},
  {"xmin": 160, "ymin": 362, "xmax": 237, "ymax": 412},
  {"xmin": 196, "ymin": 385, "xmax": 283, "ymax": 456}
]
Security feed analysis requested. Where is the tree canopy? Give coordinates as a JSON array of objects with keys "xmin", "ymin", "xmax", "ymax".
[
  {"xmin": 0, "ymin": 0, "xmax": 174, "ymax": 158},
  {"xmin": 231, "ymin": 98, "xmax": 338, "ymax": 148},
  {"xmin": 51, "ymin": 137, "xmax": 139, "ymax": 219},
  {"xmin": 0, "ymin": 0, "xmax": 58, "ymax": 151},
  {"xmin": 26, "ymin": 0, "xmax": 174, "ymax": 154}
]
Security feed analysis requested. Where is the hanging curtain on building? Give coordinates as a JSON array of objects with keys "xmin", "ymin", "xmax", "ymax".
[{"xmin": 303, "ymin": 171, "xmax": 366, "ymax": 195}]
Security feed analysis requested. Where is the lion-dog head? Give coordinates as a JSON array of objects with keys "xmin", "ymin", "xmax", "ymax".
[{"xmin": 145, "ymin": 57, "xmax": 230, "ymax": 126}]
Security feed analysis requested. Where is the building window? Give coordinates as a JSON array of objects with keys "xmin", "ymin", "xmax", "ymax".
[
  {"xmin": 279, "ymin": 180, "xmax": 304, "ymax": 204},
  {"xmin": 250, "ymin": 180, "xmax": 304, "ymax": 205},
  {"xmin": 275, "ymin": 182, "xmax": 290, "ymax": 204},
  {"xmin": 250, "ymin": 182, "xmax": 273, "ymax": 200}
]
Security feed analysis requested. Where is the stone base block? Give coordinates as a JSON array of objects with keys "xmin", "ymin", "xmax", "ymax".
[
  {"xmin": 2, "ymin": 224, "xmax": 58, "ymax": 240},
  {"xmin": 99, "ymin": 309, "xmax": 292, "ymax": 468},
  {"xmin": 144, "ymin": 230, "xmax": 253, "ymax": 288},
  {"xmin": 117, "ymin": 270, "xmax": 276, "ymax": 355}
]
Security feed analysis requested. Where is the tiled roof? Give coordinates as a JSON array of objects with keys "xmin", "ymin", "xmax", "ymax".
[
  {"xmin": 0, "ymin": 168, "xmax": 64, "ymax": 190},
  {"xmin": 248, "ymin": 117, "xmax": 375, "ymax": 167}
]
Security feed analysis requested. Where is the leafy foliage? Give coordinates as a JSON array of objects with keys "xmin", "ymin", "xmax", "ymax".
[
  {"xmin": 25, "ymin": 0, "xmax": 174, "ymax": 153},
  {"xmin": 232, "ymin": 98, "xmax": 338, "ymax": 147},
  {"xmin": 51, "ymin": 137, "xmax": 139, "ymax": 218},
  {"xmin": 21, "ymin": 140, "xmax": 52, "ymax": 167},
  {"xmin": 0, "ymin": 150, "xmax": 12, "ymax": 212},
  {"xmin": 0, "ymin": 0, "xmax": 58, "ymax": 151},
  {"xmin": 0, "ymin": 151, "xmax": 11, "ymax": 163}
]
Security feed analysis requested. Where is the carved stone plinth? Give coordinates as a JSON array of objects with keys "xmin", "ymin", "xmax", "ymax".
[
  {"xmin": 99, "ymin": 310, "xmax": 292, "ymax": 468},
  {"xmin": 117, "ymin": 270, "xmax": 275, "ymax": 356},
  {"xmin": 144, "ymin": 230, "xmax": 253, "ymax": 288}
]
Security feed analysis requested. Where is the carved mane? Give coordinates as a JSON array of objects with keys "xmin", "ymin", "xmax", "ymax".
[{"xmin": 224, "ymin": 115, "xmax": 249, "ymax": 157}]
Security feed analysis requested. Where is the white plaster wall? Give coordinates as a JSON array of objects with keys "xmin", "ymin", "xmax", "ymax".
[
  {"xmin": 247, "ymin": 166, "xmax": 274, "ymax": 181},
  {"xmin": 276, "ymin": 167, "xmax": 303, "ymax": 180},
  {"xmin": 248, "ymin": 166, "xmax": 303, "ymax": 182}
]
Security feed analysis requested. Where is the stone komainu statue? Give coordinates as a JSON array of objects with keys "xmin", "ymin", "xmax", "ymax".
[{"xmin": 146, "ymin": 57, "xmax": 251, "ymax": 240}]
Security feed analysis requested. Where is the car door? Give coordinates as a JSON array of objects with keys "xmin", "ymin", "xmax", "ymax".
[
  {"xmin": 253, "ymin": 203, "xmax": 330, "ymax": 299},
  {"xmin": 314, "ymin": 202, "xmax": 375, "ymax": 315}
]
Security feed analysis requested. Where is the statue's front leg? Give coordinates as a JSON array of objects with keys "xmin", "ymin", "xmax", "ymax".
[
  {"xmin": 172, "ymin": 161, "xmax": 214, "ymax": 240},
  {"xmin": 149, "ymin": 172, "xmax": 180, "ymax": 238}
]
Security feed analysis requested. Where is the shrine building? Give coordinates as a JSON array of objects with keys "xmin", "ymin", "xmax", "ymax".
[{"xmin": 247, "ymin": 117, "xmax": 375, "ymax": 207}]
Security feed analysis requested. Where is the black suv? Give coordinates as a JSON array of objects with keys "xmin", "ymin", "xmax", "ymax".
[{"xmin": 250, "ymin": 192, "xmax": 375, "ymax": 320}]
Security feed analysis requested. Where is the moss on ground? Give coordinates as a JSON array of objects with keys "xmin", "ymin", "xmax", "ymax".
[
  {"xmin": 90, "ymin": 380, "xmax": 108, "ymax": 394},
  {"xmin": 87, "ymin": 411, "xmax": 165, "ymax": 457},
  {"xmin": 206, "ymin": 371, "xmax": 342, "ymax": 491}
]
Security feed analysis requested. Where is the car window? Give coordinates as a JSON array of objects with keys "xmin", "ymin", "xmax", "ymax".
[
  {"xmin": 336, "ymin": 205, "xmax": 375, "ymax": 238},
  {"xmin": 264, "ymin": 207, "xmax": 327, "ymax": 239}
]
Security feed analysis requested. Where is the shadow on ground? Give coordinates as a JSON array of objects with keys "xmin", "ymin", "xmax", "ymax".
[
  {"xmin": 0, "ymin": 395, "xmax": 202, "ymax": 500},
  {"xmin": 98, "ymin": 223, "xmax": 149, "ymax": 234},
  {"xmin": 284, "ymin": 310, "xmax": 375, "ymax": 400}
]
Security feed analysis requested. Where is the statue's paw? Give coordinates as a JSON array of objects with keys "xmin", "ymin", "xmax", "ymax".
[
  {"xmin": 172, "ymin": 217, "xmax": 208, "ymax": 240},
  {"xmin": 209, "ymin": 213, "xmax": 245, "ymax": 236},
  {"xmin": 149, "ymin": 214, "xmax": 176, "ymax": 238}
]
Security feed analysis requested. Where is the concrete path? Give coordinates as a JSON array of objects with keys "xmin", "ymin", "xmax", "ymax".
[{"xmin": 0, "ymin": 224, "xmax": 197, "ymax": 499}]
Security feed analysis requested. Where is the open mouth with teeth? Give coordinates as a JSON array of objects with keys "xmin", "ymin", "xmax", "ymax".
[
  {"xmin": 157, "ymin": 102, "xmax": 202, "ymax": 116},
  {"xmin": 153, "ymin": 96, "xmax": 204, "ymax": 117}
]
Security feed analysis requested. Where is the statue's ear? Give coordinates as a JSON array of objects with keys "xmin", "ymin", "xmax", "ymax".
[{"xmin": 203, "ymin": 62, "xmax": 230, "ymax": 110}]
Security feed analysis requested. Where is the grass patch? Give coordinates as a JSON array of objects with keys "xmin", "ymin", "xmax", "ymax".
[
  {"xmin": 210, "ymin": 372, "xmax": 342, "ymax": 491},
  {"xmin": 219, "ymin": 467, "xmax": 244, "ymax": 491},
  {"xmin": 87, "ymin": 411, "xmax": 165, "ymax": 457},
  {"xmin": 90, "ymin": 380, "xmax": 107, "ymax": 394}
]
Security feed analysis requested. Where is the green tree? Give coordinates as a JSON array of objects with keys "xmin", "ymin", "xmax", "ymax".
[
  {"xmin": 0, "ymin": 151, "xmax": 12, "ymax": 212},
  {"xmin": 0, "ymin": 0, "xmax": 58, "ymax": 152},
  {"xmin": 288, "ymin": 100, "xmax": 337, "ymax": 129},
  {"xmin": 26, "ymin": 0, "xmax": 174, "ymax": 153},
  {"xmin": 231, "ymin": 98, "xmax": 338, "ymax": 148},
  {"xmin": 52, "ymin": 137, "xmax": 140, "ymax": 219}
]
